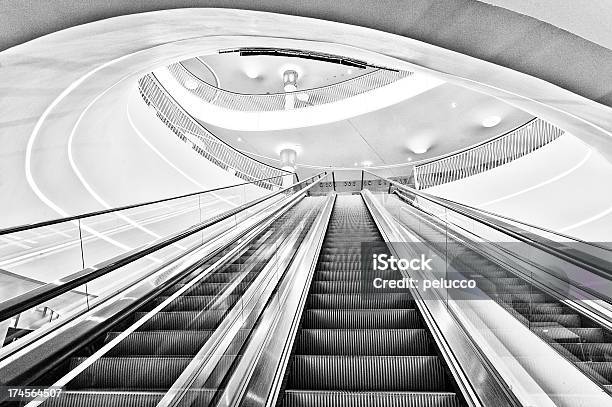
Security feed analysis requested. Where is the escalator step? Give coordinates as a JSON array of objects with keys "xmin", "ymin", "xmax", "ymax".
[
  {"xmin": 558, "ymin": 343, "xmax": 612, "ymax": 362},
  {"xmin": 303, "ymin": 309, "xmax": 420, "ymax": 329},
  {"xmin": 280, "ymin": 390, "xmax": 462, "ymax": 407},
  {"xmin": 307, "ymin": 294, "xmax": 414, "ymax": 309},
  {"xmin": 166, "ymin": 282, "xmax": 250, "ymax": 296},
  {"xmin": 104, "ymin": 331, "xmax": 213, "ymax": 356},
  {"xmin": 494, "ymin": 293, "xmax": 551, "ymax": 304},
  {"xmin": 317, "ymin": 262, "xmax": 368, "ymax": 271},
  {"xmin": 575, "ymin": 362, "xmax": 612, "ymax": 383},
  {"xmin": 534, "ymin": 327, "xmax": 605, "ymax": 343},
  {"xmin": 42, "ymin": 391, "xmax": 165, "ymax": 407},
  {"xmin": 135, "ymin": 311, "xmax": 225, "ymax": 330},
  {"xmin": 295, "ymin": 329, "xmax": 431, "ymax": 355},
  {"xmin": 511, "ymin": 303, "xmax": 568, "ymax": 314},
  {"xmin": 319, "ymin": 254, "xmax": 364, "ymax": 262},
  {"xmin": 287, "ymin": 355, "xmax": 447, "ymax": 391},
  {"xmin": 148, "ymin": 295, "xmax": 239, "ymax": 311},
  {"xmin": 314, "ymin": 270, "xmax": 397, "ymax": 281},
  {"xmin": 529, "ymin": 314, "xmax": 582, "ymax": 327},
  {"xmin": 310, "ymin": 281, "xmax": 411, "ymax": 294},
  {"xmin": 68, "ymin": 357, "xmax": 191, "ymax": 389},
  {"xmin": 203, "ymin": 272, "xmax": 245, "ymax": 284}
]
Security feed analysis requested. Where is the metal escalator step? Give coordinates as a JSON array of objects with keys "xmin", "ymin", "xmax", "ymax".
[
  {"xmin": 316, "ymin": 262, "xmax": 368, "ymax": 271},
  {"xmin": 68, "ymin": 357, "xmax": 191, "ymax": 389},
  {"xmin": 575, "ymin": 362, "xmax": 612, "ymax": 383},
  {"xmin": 166, "ymin": 282, "xmax": 251, "ymax": 296},
  {"xmin": 477, "ymin": 282, "xmax": 531, "ymax": 293},
  {"xmin": 463, "ymin": 270, "xmax": 508, "ymax": 279},
  {"xmin": 204, "ymin": 272, "xmax": 245, "ymax": 284},
  {"xmin": 314, "ymin": 270, "xmax": 398, "ymax": 282},
  {"xmin": 287, "ymin": 355, "xmax": 447, "ymax": 391},
  {"xmin": 528, "ymin": 314, "xmax": 582, "ymax": 327},
  {"xmin": 104, "ymin": 331, "xmax": 213, "ymax": 356},
  {"xmin": 558, "ymin": 343, "xmax": 612, "ymax": 362},
  {"xmin": 481, "ymin": 277, "xmax": 525, "ymax": 286},
  {"xmin": 135, "ymin": 310, "xmax": 225, "ymax": 330},
  {"xmin": 303, "ymin": 309, "xmax": 421, "ymax": 329},
  {"xmin": 534, "ymin": 327, "xmax": 605, "ymax": 343},
  {"xmin": 280, "ymin": 390, "xmax": 462, "ymax": 407},
  {"xmin": 295, "ymin": 329, "xmax": 431, "ymax": 355},
  {"xmin": 310, "ymin": 281, "xmax": 411, "ymax": 294},
  {"xmin": 42, "ymin": 391, "xmax": 165, "ymax": 407},
  {"xmin": 149, "ymin": 295, "xmax": 239, "ymax": 311},
  {"xmin": 512, "ymin": 304, "xmax": 567, "ymax": 315},
  {"xmin": 493, "ymin": 293, "xmax": 551, "ymax": 303},
  {"xmin": 307, "ymin": 294, "xmax": 414, "ymax": 309},
  {"xmin": 319, "ymin": 254, "xmax": 364, "ymax": 262},
  {"xmin": 321, "ymin": 247, "xmax": 363, "ymax": 254}
]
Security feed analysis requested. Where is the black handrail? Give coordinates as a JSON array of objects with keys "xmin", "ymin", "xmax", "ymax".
[
  {"xmin": 0, "ymin": 174, "xmax": 287, "ymax": 236},
  {"xmin": 0, "ymin": 172, "xmax": 327, "ymax": 322},
  {"xmin": 365, "ymin": 170, "xmax": 612, "ymax": 280}
]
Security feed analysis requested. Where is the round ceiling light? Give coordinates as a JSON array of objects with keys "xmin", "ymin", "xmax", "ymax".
[
  {"xmin": 244, "ymin": 65, "xmax": 260, "ymax": 79},
  {"xmin": 362, "ymin": 160, "xmax": 373, "ymax": 167},
  {"xmin": 411, "ymin": 147, "xmax": 428, "ymax": 154},
  {"xmin": 184, "ymin": 79, "xmax": 198, "ymax": 90},
  {"xmin": 482, "ymin": 115, "xmax": 501, "ymax": 128}
]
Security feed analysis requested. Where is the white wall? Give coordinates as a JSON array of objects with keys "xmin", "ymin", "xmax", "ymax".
[{"xmin": 425, "ymin": 134, "xmax": 612, "ymax": 241}]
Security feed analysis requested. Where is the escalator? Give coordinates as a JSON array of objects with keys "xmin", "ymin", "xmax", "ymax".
[
  {"xmin": 453, "ymin": 247, "xmax": 612, "ymax": 394},
  {"xmin": 277, "ymin": 195, "xmax": 466, "ymax": 407},
  {"xmin": 29, "ymin": 199, "xmax": 321, "ymax": 407},
  {"xmin": 391, "ymin": 193, "xmax": 612, "ymax": 395}
]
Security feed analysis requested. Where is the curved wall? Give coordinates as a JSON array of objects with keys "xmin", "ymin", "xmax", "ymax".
[
  {"xmin": 3, "ymin": 1, "xmax": 612, "ymax": 107},
  {"xmin": 425, "ymin": 134, "xmax": 612, "ymax": 241}
]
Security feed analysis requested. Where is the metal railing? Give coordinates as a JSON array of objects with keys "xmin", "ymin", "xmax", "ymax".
[
  {"xmin": 0, "ymin": 172, "xmax": 326, "ymax": 324},
  {"xmin": 137, "ymin": 74, "xmax": 290, "ymax": 189},
  {"xmin": 414, "ymin": 118, "xmax": 564, "ymax": 189},
  {"xmin": 167, "ymin": 61, "xmax": 412, "ymax": 111}
]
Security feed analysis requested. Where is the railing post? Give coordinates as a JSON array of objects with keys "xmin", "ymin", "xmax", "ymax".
[
  {"xmin": 332, "ymin": 171, "xmax": 336, "ymax": 191},
  {"xmin": 360, "ymin": 170, "xmax": 364, "ymax": 191}
]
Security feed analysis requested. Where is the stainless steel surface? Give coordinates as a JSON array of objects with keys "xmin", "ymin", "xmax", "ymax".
[{"xmin": 217, "ymin": 193, "xmax": 336, "ymax": 407}]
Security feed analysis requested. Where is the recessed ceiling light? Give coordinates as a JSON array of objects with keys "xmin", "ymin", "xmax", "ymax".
[
  {"xmin": 184, "ymin": 79, "xmax": 198, "ymax": 90},
  {"xmin": 237, "ymin": 137, "xmax": 242, "ymax": 142},
  {"xmin": 450, "ymin": 102, "xmax": 457, "ymax": 108},
  {"xmin": 347, "ymin": 69, "xmax": 353, "ymax": 75},
  {"xmin": 482, "ymin": 115, "xmax": 501, "ymax": 128},
  {"xmin": 244, "ymin": 66, "xmax": 259, "ymax": 79},
  {"xmin": 354, "ymin": 162, "xmax": 358, "ymax": 166},
  {"xmin": 362, "ymin": 160, "xmax": 373, "ymax": 167},
  {"xmin": 411, "ymin": 147, "xmax": 428, "ymax": 154},
  {"xmin": 407, "ymin": 157, "xmax": 413, "ymax": 162}
]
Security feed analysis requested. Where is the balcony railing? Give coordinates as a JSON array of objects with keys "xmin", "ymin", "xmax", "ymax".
[
  {"xmin": 167, "ymin": 62, "xmax": 411, "ymax": 112},
  {"xmin": 137, "ymin": 74, "xmax": 290, "ymax": 189},
  {"xmin": 414, "ymin": 118, "xmax": 564, "ymax": 189}
]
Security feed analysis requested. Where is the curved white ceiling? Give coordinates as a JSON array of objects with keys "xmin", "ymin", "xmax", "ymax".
[
  {"xmin": 186, "ymin": 53, "xmax": 377, "ymax": 94},
  {"xmin": 154, "ymin": 64, "xmax": 444, "ymax": 131}
]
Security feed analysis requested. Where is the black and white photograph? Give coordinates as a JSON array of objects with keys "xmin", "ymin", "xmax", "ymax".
[{"xmin": 1, "ymin": 1, "xmax": 611, "ymax": 406}]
